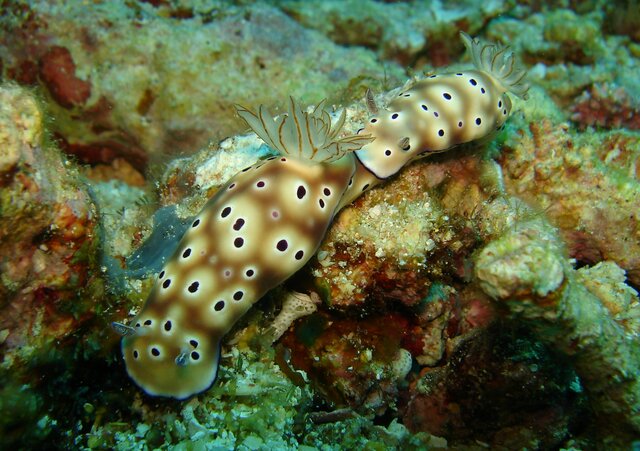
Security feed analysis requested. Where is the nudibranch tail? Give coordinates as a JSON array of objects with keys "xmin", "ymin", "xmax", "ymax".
[
  {"xmin": 122, "ymin": 322, "xmax": 222, "ymax": 400},
  {"xmin": 460, "ymin": 31, "xmax": 529, "ymax": 99},
  {"xmin": 236, "ymin": 98, "xmax": 374, "ymax": 163}
]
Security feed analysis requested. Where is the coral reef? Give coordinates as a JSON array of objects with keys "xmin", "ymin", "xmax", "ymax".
[
  {"xmin": 278, "ymin": 0, "xmax": 510, "ymax": 65},
  {"xmin": 280, "ymin": 311, "xmax": 416, "ymax": 415},
  {"xmin": 402, "ymin": 324, "xmax": 586, "ymax": 449},
  {"xmin": 311, "ymin": 159, "xmax": 473, "ymax": 309},
  {"xmin": 497, "ymin": 118, "xmax": 640, "ymax": 286},
  {"xmin": 486, "ymin": 6, "xmax": 640, "ymax": 129},
  {"xmin": 0, "ymin": 84, "xmax": 99, "ymax": 352},
  {"xmin": 570, "ymin": 83, "xmax": 640, "ymax": 130},
  {"xmin": 0, "ymin": 1, "xmax": 639, "ymax": 449},
  {"xmin": 83, "ymin": 346, "xmax": 316, "ymax": 450},
  {"xmin": 475, "ymin": 219, "xmax": 640, "ymax": 434},
  {"xmin": 38, "ymin": 45, "xmax": 92, "ymax": 109}
]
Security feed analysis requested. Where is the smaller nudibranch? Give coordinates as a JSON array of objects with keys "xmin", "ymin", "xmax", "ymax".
[
  {"xmin": 348, "ymin": 31, "xmax": 528, "ymax": 187},
  {"xmin": 113, "ymin": 32, "xmax": 529, "ymax": 399},
  {"xmin": 337, "ymin": 32, "xmax": 528, "ymax": 208}
]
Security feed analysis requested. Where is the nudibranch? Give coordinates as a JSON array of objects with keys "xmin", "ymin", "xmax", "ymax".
[{"xmin": 113, "ymin": 32, "xmax": 529, "ymax": 399}]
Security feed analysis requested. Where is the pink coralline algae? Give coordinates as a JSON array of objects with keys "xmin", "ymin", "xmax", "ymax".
[
  {"xmin": 279, "ymin": 312, "xmax": 416, "ymax": 415},
  {"xmin": 571, "ymin": 83, "xmax": 640, "ymax": 130},
  {"xmin": 39, "ymin": 45, "xmax": 92, "ymax": 109}
]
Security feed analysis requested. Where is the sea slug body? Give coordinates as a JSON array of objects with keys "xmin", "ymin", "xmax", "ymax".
[{"xmin": 114, "ymin": 32, "xmax": 529, "ymax": 399}]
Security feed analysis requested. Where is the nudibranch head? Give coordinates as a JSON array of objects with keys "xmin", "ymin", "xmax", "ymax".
[{"xmin": 120, "ymin": 312, "xmax": 220, "ymax": 399}]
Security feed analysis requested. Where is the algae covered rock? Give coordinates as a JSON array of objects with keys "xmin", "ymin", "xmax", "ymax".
[
  {"xmin": 280, "ymin": 0, "xmax": 510, "ymax": 65},
  {"xmin": 0, "ymin": 83, "xmax": 107, "ymax": 446},
  {"xmin": 475, "ymin": 217, "xmax": 640, "ymax": 436},
  {"xmin": 498, "ymin": 117, "xmax": 640, "ymax": 286},
  {"xmin": 0, "ymin": 83, "xmax": 99, "ymax": 352}
]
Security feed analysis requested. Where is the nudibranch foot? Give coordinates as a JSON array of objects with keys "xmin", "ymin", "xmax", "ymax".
[{"xmin": 111, "ymin": 321, "xmax": 137, "ymax": 337}]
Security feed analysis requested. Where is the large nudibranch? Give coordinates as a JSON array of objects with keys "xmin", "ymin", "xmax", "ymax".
[{"xmin": 113, "ymin": 32, "xmax": 529, "ymax": 399}]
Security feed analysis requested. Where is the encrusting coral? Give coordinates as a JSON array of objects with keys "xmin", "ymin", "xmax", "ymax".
[
  {"xmin": 475, "ymin": 216, "xmax": 640, "ymax": 434},
  {"xmin": 0, "ymin": 1, "xmax": 399, "ymax": 171},
  {"xmin": 497, "ymin": 118, "xmax": 640, "ymax": 286},
  {"xmin": 0, "ymin": 84, "xmax": 100, "ymax": 351},
  {"xmin": 279, "ymin": 0, "xmax": 511, "ymax": 65}
]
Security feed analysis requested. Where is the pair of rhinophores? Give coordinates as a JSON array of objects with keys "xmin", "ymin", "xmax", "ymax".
[{"xmin": 112, "ymin": 32, "xmax": 529, "ymax": 399}]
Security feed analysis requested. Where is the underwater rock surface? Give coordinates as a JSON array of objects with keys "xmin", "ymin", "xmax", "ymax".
[
  {"xmin": 0, "ymin": 83, "xmax": 108, "ymax": 446},
  {"xmin": 279, "ymin": 0, "xmax": 510, "ymax": 65},
  {"xmin": 0, "ymin": 1, "xmax": 639, "ymax": 450},
  {"xmin": 0, "ymin": 0, "xmax": 401, "ymax": 171},
  {"xmin": 499, "ymin": 119, "xmax": 640, "ymax": 286},
  {"xmin": 0, "ymin": 84, "xmax": 100, "ymax": 352}
]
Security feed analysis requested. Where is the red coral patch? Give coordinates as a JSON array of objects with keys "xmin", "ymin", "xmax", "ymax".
[{"xmin": 39, "ymin": 46, "xmax": 92, "ymax": 108}]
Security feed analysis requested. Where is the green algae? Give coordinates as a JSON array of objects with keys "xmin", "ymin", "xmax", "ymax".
[
  {"xmin": 0, "ymin": 378, "xmax": 47, "ymax": 447},
  {"xmin": 422, "ymin": 282, "xmax": 450, "ymax": 304},
  {"xmin": 295, "ymin": 314, "xmax": 328, "ymax": 348},
  {"xmin": 303, "ymin": 417, "xmax": 442, "ymax": 450},
  {"xmin": 86, "ymin": 351, "xmax": 309, "ymax": 449}
]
